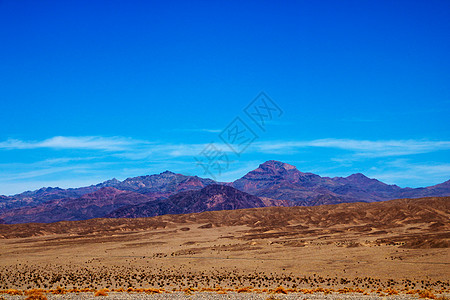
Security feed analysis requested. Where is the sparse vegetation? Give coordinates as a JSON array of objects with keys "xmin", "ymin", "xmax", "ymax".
[
  {"xmin": 94, "ymin": 288, "xmax": 109, "ymax": 296},
  {"xmin": 25, "ymin": 291, "xmax": 48, "ymax": 300},
  {"xmin": 273, "ymin": 286, "xmax": 288, "ymax": 294},
  {"xmin": 419, "ymin": 289, "xmax": 437, "ymax": 299}
]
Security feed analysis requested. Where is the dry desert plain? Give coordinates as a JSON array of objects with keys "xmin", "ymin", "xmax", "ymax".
[{"xmin": 0, "ymin": 196, "xmax": 449, "ymax": 299}]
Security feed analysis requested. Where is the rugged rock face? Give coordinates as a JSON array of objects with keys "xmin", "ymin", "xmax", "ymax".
[
  {"xmin": 231, "ymin": 161, "xmax": 348, "ymax": 204},
  {"xmin": 232, "ymin": 161, "xmax": 318, "ymax": 193},
  {"xmin": 107, "ymin": 185, "xmax": 266, "ymax": 218},
  {"xmin": 113, "ymin": 171, "xmax": 216, "ymax": 194}
]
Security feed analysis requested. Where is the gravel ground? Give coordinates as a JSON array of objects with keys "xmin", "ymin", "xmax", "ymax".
[{"xmin": 0, "ymin": 292, "xmax": 444, "ymax": 300}]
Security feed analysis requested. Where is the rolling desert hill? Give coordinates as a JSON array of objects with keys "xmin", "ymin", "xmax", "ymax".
[
  {"xmin": 1, "ymin": 196, "xmax": 448, "ymax": 243},
  {"xmin": 0, "ymin": 196, "xmax": 448, "ymax": 295}
]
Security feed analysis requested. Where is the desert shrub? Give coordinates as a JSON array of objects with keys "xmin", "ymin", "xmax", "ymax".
[
  {"xmin": 25, "ymin": 289, "xmax": 45, "ymax": 295},
  {"xmin": 144, "ymin": 288, "xmax": 162, "ymax": 294},
  {"xmin": 183, "ymin": 287, "xmax": 197, "ymax": 295},
  {"xmin": 6, "ymin": 289, "xmax": 23, "ymax": 295},
  {"xmin": 321, "ymin": 288, "xmax": 333, "ymax": 294},
  {"xmin": 94, "ymin": 289, "xmax": 109, "ymax": 296},
  {"xmin": 51, "ymin": 286, "xmax": 66, "ymax": 294},
  {"xmin": 25, "ymin": 291, "xmax": 48, "ymax": 300},
  {"xmin": 273, "ymin": 286, "xmax": 288, "ymax": 294},
  {"xmin": 385, "ymin": 288, "xmax": 399, "ymax": 295},
  {"xmin": 419, "ymin": 290, "xmax": 436, "ymax": 299},
  {"xmin": 24, "ymin": 289, "xmax": 47, "ymax": 300},
  {"xmin": 300, "ymin": 288, "xmax": 313, "ymax": 294},
  {"xmin": 237, "ymin": 287, "xmax": 253, "ymax": 293}
]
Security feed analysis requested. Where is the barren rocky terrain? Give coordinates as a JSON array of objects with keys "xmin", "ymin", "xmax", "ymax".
[{"xmin": 0, "ymin": 196, "xmax": 448, "ymax": 299}]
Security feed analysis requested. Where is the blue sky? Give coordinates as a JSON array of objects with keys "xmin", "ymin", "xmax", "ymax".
[{"xmin": 0, "ymin": 0, "xmax": 449, "ymax": 195}]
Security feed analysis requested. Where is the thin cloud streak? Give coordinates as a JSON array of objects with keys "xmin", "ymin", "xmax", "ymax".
[
  {"xmin": 0, "ymin": 136, "xmax": 151, "ymax": 151},
  {"xmin": 255, "ymin": 139, "xmax": 450, "ymax": 157},
  {"xmin": 170, "ymin": 128, "xmax": 222, "ymax": 133},
  {"xmin": 1, "ymin": 136, "xmax": 449, "ymax": 159},
  {"xmin": 367, "ymin": 162, "xmax": 450, "ymax": 187},
  {"xmin": 0, "ymin": 136, "xmax": 449, "ymax": 194}
]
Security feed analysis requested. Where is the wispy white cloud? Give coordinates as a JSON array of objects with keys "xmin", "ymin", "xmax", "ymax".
[
  {"xmin": 0, "ymin": 166, "xmax": 86, "ymax": 181},
  {"xmin": 254, "ymin": 139, "xmax": 450, "ymax": 157},
  {"xmin": 0, "ymin": 136, "xmax": 237, "ymax": 159},
  {"xmin": 169, "ymin": 128, "xmax": 222, "ymax": 133},
  {"xmin": 365, "ymin": 159, "xmax": 450, "ymax": 187},
  {"xmin": 215, "ymin": 160, "xmax": 262, "ymax": 182},
  {"xmin": 1, "ymin": 136, "xmax": 449, "ymax": 195},
  {"xmin": 1, "ymin": 136, "xmax": 449, "ymax": 159},
  {"xmin": 0, "ymin": 178, "xmax": 110, "ymax": 196},
  {"xmin": 0, "ymin": 161, "xmax": 117, "ymax": 181},
  {"xmin": 0, "ymin": 136, "xmax": 150, "ymax": 151}
]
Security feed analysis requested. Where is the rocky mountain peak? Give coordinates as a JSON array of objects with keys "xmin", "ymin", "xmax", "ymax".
[
  {"xmin": 161, "ymin": 170, "xmax": 176, "ymax": 175},
  {"xmin": 346, "ymin": 173, "xmax": 371, "ymax": 182},
  {"xmin": 259, "ymin": 160, "xmax": 298, "ymax": 173}
]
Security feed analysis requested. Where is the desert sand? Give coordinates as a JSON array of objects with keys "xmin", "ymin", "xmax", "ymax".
[{"xmin": 0, "ymin": 197, "xmax": 448, "ymax": 299}]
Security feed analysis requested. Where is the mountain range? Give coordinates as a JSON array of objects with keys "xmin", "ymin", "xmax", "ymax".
[
  {"xmin": 0, "ymin": 160, "xmax": 449, "ymax": 224},
  {"xmin": 231, "ymin": 161, "xmax": 450, "ymax": 204}
]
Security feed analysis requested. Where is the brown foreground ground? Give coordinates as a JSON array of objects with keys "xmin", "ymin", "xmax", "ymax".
[{"xmin": 0, "ymin": 196, "xmax": 449, "ymax": 299}]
